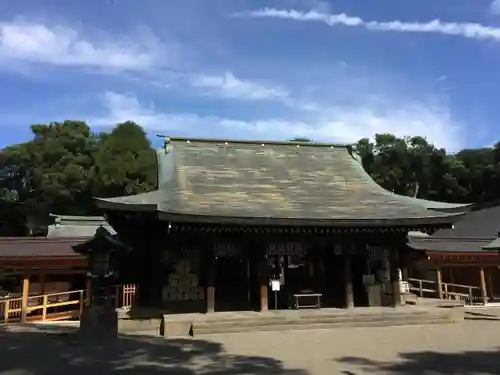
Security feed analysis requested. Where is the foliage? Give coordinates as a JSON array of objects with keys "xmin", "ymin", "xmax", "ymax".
[
  {"xmin": 0, "ymin": 120, "xmax": 157, "ymax": 217},
  {"xmin": 294, "ymin": 135, "xmax": 500, "ymax": 204},
  {"xmin": 1, "ymin": 124, "xmax": 500, "ymax": 233}
]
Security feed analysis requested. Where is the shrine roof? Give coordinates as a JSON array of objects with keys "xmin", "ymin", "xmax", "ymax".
[
  {"xmin": 408, "ymin": 236, "xmax": 494, "ymax": 253},
  {"xmin": 482, "ymin": 237, "xmax": 500, "ymax": 251},
  {"xmin": 422, "ymin": 202, "xmax": 500, "ymax": 239},
  {"xmin": 46, "ymin": 214, "xmax": 115, "ymax": 238},
  {"xmin": 95, "ymin": 137, "xmax": 468, "ymax": 227},
  {"xmin": 0, "ymin": 237, "xmax": 85, "ymax": 258}
]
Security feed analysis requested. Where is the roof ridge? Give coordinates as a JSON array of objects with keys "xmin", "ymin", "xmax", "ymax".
[
  {"xmin": 411, "ymin": 236, "xmax": 495, "ymax": 241},
  {"xmin": 165, "ymin": 136, "xmax": 351, "ymax": 148},
  {"xmin": 0, "ymin": 237, "xmax": 87, "ymax": 243}
]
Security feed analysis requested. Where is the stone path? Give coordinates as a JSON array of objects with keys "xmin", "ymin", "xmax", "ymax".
[{"xmin": 2, "ymin": 317, "xmax": 500, "ymax": 374}]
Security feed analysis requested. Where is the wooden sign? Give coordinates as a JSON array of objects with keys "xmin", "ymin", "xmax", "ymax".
[
  {"xmin": 266, "ymin": 242, "xmax": 306, "ymax": 256},
  {"xmin": 214, "ymin": 243, "xmax": 241, "ymax": 257}
]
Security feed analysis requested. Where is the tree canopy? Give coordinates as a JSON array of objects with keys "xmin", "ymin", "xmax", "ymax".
[
  {"xmin": 0, "ymin": 120, "xmax": 157, "ymax": 219},
  {"xmin": 293, "ymin": 135, "xmax": 500, "ymax": 204},
  {"xmin": 0, "ymin": 126, "xmax": 498, "ymax": 236}
]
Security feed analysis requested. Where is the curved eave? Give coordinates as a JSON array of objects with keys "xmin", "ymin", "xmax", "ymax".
[
  {"xmin": 397, "ymin": 196, "xmax": 473, "ymax": 212},
  {"xmin": 482, "ymin": 238, "xmax": 500, "ymax": 251},
  {"xmin": 348, "ymin": 154, "xmax": 473, "ymax": 212},
  {"xmin": 157, "ymin": 210, "xmax": 466, "ymax": 227},
  {"xmin": 94, "ymin": 190, "xmax": 163, "ymax": 212},
  {"xmin": 95, "ymin": 197, "xmax": 157, "ymax": 212}
]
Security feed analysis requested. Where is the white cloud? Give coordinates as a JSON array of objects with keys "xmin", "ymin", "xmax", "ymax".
[
  {"xmin": 0, "ymin": 19, "xmax": 163, "ymax": 71},
  {"xmin": 491, "ymin": 0, "xmax": 500, "ymax": 15},
  {"xmin": 238, "ymin": 8, "xmax": 500, "ymax": 42},
  {"xmin": 94, "ymin": 92, "xmax": 464, "ymax": 151},
  {"xmin": 189, "ymin": 72, "xmax": 290, "ymax": 101}
]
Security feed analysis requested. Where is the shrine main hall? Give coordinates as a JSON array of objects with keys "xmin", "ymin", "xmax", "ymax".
[{"xmin": 94, "ymin": 137, "xmax": 469, "ymax": 314}]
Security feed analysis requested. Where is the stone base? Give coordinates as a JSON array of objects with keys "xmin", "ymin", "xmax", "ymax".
[{"xmin": 79, "ymin": 304, "xmax": 118, "ymax": 341}]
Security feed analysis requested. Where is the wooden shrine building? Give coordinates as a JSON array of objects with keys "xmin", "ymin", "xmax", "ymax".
[
  {"xmin": 95, "ymin": 137, "xmax": 469, "ymax": 314},
  {"xmin": 408, "ymin": 202, "xmax": 500, "ymax": 303},
  {"xmin": 0, "ymin": 215, "xmax": 114, "ymax": 298}
]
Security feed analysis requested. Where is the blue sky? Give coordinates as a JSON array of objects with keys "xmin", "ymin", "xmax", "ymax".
[{"xmin": 1, "ymin": 0, "xmax": 500, "ymax": 151}]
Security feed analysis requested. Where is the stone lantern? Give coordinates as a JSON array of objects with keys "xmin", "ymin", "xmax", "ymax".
[{"xmin": 72, "ymin": 226, "xmax": 128, "ymax": 341}]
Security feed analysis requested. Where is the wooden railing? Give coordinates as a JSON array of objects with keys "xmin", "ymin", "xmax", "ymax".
[
  {"xmin": 442, "ymin": 282, "xmax": 482, "ymax": 304},
  {"xmin": 407, "ymin": 278, "xmax": 483, "ymax": 305},
  {"xmin": 407, "ymin": 278, "xmax": 438, "ymax": 297},
  {"xmin": 0, "ymin": 283, "xmax": 138, "ymax": 325},
  {"xmin": 0, "ymin": 289, "xmax": 84, "ymax": 324},
  {"xmin": 114, "ymin": 283, "xmax": 138, "ymax": 309}
]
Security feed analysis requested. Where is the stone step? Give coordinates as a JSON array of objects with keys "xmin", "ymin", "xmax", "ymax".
[
  {"xmin": 188, "ymin": 311, "xmax": 434, "ymax": 326},
  {"xmin": 118, "ymin": 318, "xmax": 163, "ymax": 333},
  {"xmin": 193, "ymin": 312, "xmax": 438, "ymax": 328},
  {"xmin": 193, "ymin": 315, "xmax": 457, "ymax": 336},
  {"xmin": 192, "ymin": 310, "xmax": 463, "ymax": 336}
]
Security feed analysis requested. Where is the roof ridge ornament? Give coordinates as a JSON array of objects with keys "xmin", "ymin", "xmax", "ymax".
[
  {"xmin": 156, "ymin": 133, "xmax": 171, "ymax": 154},
  {"xmin": 347, "ymin": 144, "xmax": 362, "ymax": 164}
]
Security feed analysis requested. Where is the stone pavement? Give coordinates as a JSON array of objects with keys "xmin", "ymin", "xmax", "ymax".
[{"xmin": 2, "ymin": 317, "xmax": 500, "ymax": 375}]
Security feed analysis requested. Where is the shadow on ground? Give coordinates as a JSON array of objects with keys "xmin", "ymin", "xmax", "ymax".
[
  {"xmin": 0, "ymin": 325, "xmax": 309, "ymax": 375},
  {"xmin": 337, "ymin": 348, "xmax": 500, "ymax": 375}
]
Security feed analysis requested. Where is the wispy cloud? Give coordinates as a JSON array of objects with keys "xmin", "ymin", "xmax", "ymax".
[
  {"xmin": 0, "ymin": 19, "xmax": 166, "ymax": 71},
  {"xmin": 93, "ymin": 91, "xmax": 464, "ymax": 151},
  {"xmin": 491, "ymin": 0, "xmax": 500, "ymax": 15},
  {"xmin": 237, "ymin": 8, "xmax": 500, "ymax": 42},
  {"xmin": 188, "ymin": 72, "xmax": 290, "ymax": 101}
]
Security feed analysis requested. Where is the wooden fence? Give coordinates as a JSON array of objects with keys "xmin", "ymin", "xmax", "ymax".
[
  {"xmin": 0, "ymin": 283, "xmax": 138, "ymax": 324},
  {"xmin": 407, "ymin": 277, "xmax": 483, "ymax": 305}
]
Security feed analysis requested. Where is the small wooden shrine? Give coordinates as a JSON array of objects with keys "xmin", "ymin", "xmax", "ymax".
[
  {"xmin": 0, "ymin": 215, "xmax": 113, "ymax": 300},
  {"xmin": 408, "ymin": 202, "xmax": 500, "ymax": 302}
]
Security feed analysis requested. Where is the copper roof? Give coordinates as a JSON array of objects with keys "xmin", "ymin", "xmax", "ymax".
[
  {"xmin": 96, "ymin": 137, "xmax": 468, "ymax": 228},
  {"xmin": 0, "ymin": 237, "xmax": 86, "ymax": 258}
]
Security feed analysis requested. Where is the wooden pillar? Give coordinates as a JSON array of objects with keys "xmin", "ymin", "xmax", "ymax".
[
  {"xmin": 85, "ymin": 277, "xmax": 92, "ymax": 307},
  {"xmin": 40, "ymin": 268, "xmax": 46, "ymax": 296},
  {"xmin": 206, "ymin": 254, "xmax": 215, "ymax": 313},
  {"xmin": 436, "ymin": 267, "xmax": 443, "ymax": 299},
  {"xmin": 342, "ymin": 245, "xmax": 354, "ymax": 309},
  {"xmin": 20, "ymin": 274, "xmax": 30, "ymax": 323},
  {"xmin": 259, "ymin": 254, "xmax": 269, "ymax": 312},
  {"xmin": 402, "ymin": 267, "xmax": 409, "ymax": 280},
  {"xmin": 479, "ymin": 266, "xmax": 488, "ymax": 305},
  {"xmin": 388, "ymin": 248, "xmax": 401, "ymax": 307},
  {"xmin": 487, "ymin": 268, "xmax": 494, "ymax": 299}
]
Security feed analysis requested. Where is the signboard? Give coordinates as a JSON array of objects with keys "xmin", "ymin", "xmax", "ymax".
[
  {"xmin": 214, "ymin": 243, "xmax": 241, "ymax": 257},
  {"xmin": 266, "ymin": 242, "xmax": 306, "ymax": 256},
  {"xmin": 270, "ymin": 279, "xmax": 281, "ymax": 291}
]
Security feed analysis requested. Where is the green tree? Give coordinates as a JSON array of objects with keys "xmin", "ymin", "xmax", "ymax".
[
  {"xmin": 0, "ymin": 120, "xmax": 157, "ymax": 216},
  {"xmin": 1, "ymin": 121, "xmax": 97, "ymax": 213},
  {"xmin": 91, "ymin": 121, "xmax": 157, "ymax": 198}
]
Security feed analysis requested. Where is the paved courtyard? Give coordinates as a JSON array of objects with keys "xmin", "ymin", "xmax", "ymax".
[{"xmin": 2, "ymin": 308, "xmax": 500, "ymax": 375}]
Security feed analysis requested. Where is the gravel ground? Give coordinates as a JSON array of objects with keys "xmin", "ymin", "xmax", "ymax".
[{"xmin": 2, "ymin": 316, "xmax": 500, "ymax": 375}]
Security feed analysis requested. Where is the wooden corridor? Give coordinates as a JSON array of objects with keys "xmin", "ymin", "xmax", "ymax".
[
  {"xmin": 407, "ymin": 277, "xmax": 486, "ymax": 305},
  {"xmin": 0, "ymin": 284, "xmax": 138, "ymax": 324}
]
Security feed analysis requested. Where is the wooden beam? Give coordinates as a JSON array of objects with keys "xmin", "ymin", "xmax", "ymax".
[
  {"xmin": 40, "ymin": 267, "xmax": 46, "ymax": 296},
  {"xmin": 479, "ymin": 267, "xmax": 488, "ymax": 305},
  {"xmin": 389, "ymin": 249, "xmax": 402, "ymax": 307},
  {"xmin": 259, "ymin": 257, "xmax": 269, "ymax": 312},
  {"xmin": 436, "ymin": 267, "xmax": 443, "ymax": 299},
  {"xmin": 20, "ymin": 274, "xmax": 30, "ymax": 323},
  {"xmin": 85, "ymin": 278, "xmax": 92, "ymax": 307},
  {"xmin": 487, "ymin": 267, "xmax": 494, "ymax": 299},
  {"xmin": 342, "ymin": 246, "xmax": 354, "ymax": 309},
  {"xmin": 206, "ymin": 255, "xmax": 215, "ymax": 313}
]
